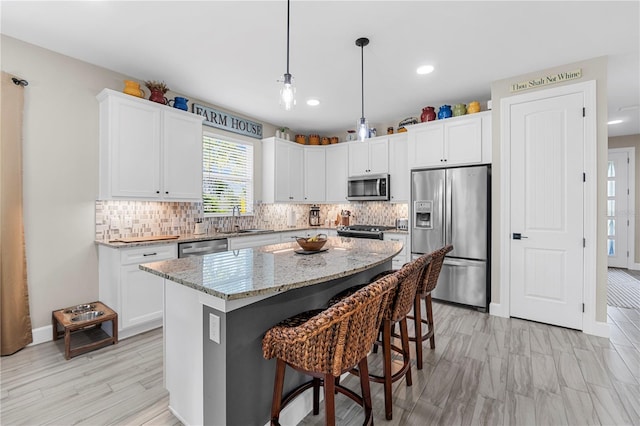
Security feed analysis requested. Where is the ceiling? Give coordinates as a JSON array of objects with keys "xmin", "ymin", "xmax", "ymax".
[{"xmin": 2, "ymin": 1, "xmax": 639, "ymax": 137}]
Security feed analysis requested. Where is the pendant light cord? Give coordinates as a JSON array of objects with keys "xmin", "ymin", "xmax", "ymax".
[
  {"xmin": 360, "ymin": 43, "xmax": 364, "ymax": 119},
  {"xmin": 286, "ymin": 0, "xmax": 290, "ymax": 75}
]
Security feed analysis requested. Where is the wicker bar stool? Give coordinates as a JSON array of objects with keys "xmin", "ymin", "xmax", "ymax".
[
  {"xmin": 405, "ymin": 245, "xmax": 452, "ymax": 370},
  {"xmin": 327, "ymin": 254, "xmax": 431, "ymax": 420},
  {"xmin": 262, "ymin": 273, "xmax": 397, "ymax": 426}
]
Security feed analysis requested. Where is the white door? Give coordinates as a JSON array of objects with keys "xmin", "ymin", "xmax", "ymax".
[
  {"xmin": 509, "ymin": 92, "xmax": 585, "ymax": 330},
  {"xmin": 607, "ymin": 150, "xmax": 630, "ymax": 268}
]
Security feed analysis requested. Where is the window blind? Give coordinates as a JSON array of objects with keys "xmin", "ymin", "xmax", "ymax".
[{"xmin": 202, "ymin": 134, "xmax": 254, "ymax": 215}]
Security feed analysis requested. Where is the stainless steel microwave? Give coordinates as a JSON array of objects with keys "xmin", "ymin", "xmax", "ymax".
[{"xmin": 347, "ymin": 174, "xmax": 390, "ymax": 201}]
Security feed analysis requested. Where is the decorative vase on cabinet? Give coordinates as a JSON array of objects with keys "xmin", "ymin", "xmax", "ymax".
[
  {"xmin": 438, "ymin": 105, "xmax": 452, "ymax": 119},
  {"xmin": 421, "ymin": 106, "xmax": 436, "ymax": 122}
]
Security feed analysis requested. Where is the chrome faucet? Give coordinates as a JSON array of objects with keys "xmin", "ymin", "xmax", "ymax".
[{"xmin": 231, "ymin": 205, "xmax": 240, "ymax": 233}]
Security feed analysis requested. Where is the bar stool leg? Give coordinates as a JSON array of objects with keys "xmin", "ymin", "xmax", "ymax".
[
  {"xmin": 382, "ymin": 320, "xmax": 393, "ymax": 420},
  {"xmin": 426, "ymin": 294, "xmax": 435, "ymax": 349},
  {"xmin": 270, "ymin": 359, "xmax": 286, "ymax": 425},
  {"xmin": 313, "ymin": 377, "xmax": 321, "ymax": 415},
  {"xmin": 399, "ymin": 318, "xmax": 412, "ymax": 386},
  {"xmin": 413, "ymin": 294, "xmax": 424, "ymax": 370},
  {"xmin": 323, "ymin": 373, "xmax": 336, "ymax": 426},
  {"xmin": 358, "ymin": 358, "xmax": 373, "ymax": 425}
]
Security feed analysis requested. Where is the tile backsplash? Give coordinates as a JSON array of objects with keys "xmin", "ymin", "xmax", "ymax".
[{"xmin": 95, "ymin": 201, "xmax": 408, "ymax": 240}]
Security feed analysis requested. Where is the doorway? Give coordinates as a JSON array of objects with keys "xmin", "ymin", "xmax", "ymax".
[{"xmin": 607, "ymin": 148, "xmax": 635, "ymax": 268}]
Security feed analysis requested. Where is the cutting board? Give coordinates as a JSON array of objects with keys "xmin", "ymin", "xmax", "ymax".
[{"xmin": 110, "ymin": 235, "xmax": 180, "ymax": 243}]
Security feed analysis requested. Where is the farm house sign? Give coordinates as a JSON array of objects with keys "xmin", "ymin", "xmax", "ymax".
[
  {"xmin": 192, "ymin": 103, "xmax": 263, "ymax": 139},
  {"xmin": 510, "ymin": 68, "xmax": 582, "ymax": 92}
]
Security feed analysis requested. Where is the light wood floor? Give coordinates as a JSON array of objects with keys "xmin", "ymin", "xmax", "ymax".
[{"xmin": 2, "ymin": 302, "xmax": 639, "ymax": 425}]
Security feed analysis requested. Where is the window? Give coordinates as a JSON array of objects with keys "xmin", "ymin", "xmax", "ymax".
[{"xmin": 202, "ymin": 133, "xmax": 254, "ymax": 216}]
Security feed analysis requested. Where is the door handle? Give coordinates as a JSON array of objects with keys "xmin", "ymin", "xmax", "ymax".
[{"xmin": 512, "ymin": 233, "xmax": 528, "ymax": 240}]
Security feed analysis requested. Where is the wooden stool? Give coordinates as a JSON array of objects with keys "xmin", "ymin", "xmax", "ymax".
[
  {"xmin": 328, "ymin": 254, "xmax": 431, "ymax": 420},
  {"xmin": 263, "ymin": 274, "xmax": 397, "ymax": 426},
  {"xmin": 405, "ymin": 245, "xmax": 452, "ymax": 369},
  {"xmin": 52, "ymin": 301, "xmax": 118, "ymax": 360}
]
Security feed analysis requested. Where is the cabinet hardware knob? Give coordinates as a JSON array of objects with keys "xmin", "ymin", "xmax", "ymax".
[
  {"xmin": 156, "ymin": 190, "xmax": 160, "ymax": 194},
  {"xmin": 143, "ymin": 252, "xmax": 158, "ymax": 256},
  {"xmin": 165, "ymin": 191, "xmax": 169, "ymax": 194}
]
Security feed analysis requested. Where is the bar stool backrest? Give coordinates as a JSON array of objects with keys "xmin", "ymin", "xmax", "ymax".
[
  {"xmin": 419, "ymin": 245, "xmax": 453, "ymax": 294},
  {"xmin": 388, "ymin": 253, "xmax": 431, "ymax": 322},
  {"xmin": 262, "ymin": 273, "xmax": 398, "ymax": 377}
]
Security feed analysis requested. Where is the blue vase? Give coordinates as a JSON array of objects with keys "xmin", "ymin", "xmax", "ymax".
[
  {"xmin": 438, "ymin": 105, "xmax": 452, "ymax": 119},
  {"xmin": 169, "ymin": 97, "xmax": 189, "ymax": 111}
]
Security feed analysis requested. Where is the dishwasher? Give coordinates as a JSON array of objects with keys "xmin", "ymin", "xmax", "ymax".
[{"xmin": 178, "ymin": 239, "xmax": 228, "ymax": 258}]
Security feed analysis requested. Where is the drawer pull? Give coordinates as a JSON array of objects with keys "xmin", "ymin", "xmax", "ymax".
[{"xmin": 143, "ymin": 252, "xmax": 158, "ymax": 257}]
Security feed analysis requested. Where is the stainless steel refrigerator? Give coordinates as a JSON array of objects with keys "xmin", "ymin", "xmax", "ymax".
[{"xmin": 411, "ymin": 165, "xmax": 490, "ymax": 310}]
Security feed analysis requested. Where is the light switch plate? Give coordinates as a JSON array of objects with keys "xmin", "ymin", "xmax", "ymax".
[{"xmin": 209, "ymin": 313, "xmax": 220, "ymax": 343}]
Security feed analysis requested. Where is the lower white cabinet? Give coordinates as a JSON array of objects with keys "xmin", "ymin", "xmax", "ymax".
[
  {"xmin": 383, "ymin": 233, "xmax": 409, "ymax": 269},
  {"xmin": 99, "ymin": 243, "xmax": 177, "ymax": 338}
]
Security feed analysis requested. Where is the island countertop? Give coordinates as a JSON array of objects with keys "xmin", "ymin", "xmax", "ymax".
[{"xmin": 139, "ymin": 237, "xmax": 402, "ymax": 301}]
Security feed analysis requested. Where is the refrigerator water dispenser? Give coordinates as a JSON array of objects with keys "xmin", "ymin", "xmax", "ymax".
[{"xmin": 414, "ymin": 201, "xmax": 433, "ymax": 229}]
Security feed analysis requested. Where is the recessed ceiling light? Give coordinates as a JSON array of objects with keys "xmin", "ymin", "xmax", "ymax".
[
  {"xmin": 416, "ymin": 65, "xmax": 434, "ymax": 75},
  {"xmin": 608, "ymin": 119, "xmax": 623, "ymax": 125},
  {"xmin": 306, "ymin": 99, "xmax": 320, "ymax": 106}
]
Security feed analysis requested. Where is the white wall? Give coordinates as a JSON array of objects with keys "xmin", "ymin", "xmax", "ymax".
[{"xmin": 1, "ymin": 35, "xmax": 275, "ymax": 329}]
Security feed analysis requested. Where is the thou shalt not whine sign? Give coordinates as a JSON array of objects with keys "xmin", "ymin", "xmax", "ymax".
[{"xmin": 510, "ymin": 68, "xmax": 582, "ymax": 92}]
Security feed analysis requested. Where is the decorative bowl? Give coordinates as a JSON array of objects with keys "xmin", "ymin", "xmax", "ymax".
[{"xmin": 296, "ymin": 234, "xmax": 327, "ymax": 251}]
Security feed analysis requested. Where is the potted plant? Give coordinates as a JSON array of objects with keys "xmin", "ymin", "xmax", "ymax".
[
  {"xmin": 144, "ymin": 80, "xmax": 169, "ymax": 104},
  {"xmin": 276, "ymin": 126, "xmax": 290, "ymax": 140}
]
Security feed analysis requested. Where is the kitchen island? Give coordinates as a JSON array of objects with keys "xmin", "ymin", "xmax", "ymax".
[{"xmin": 140, "ymin": 237, "xmax": 402, "ymax": 426}]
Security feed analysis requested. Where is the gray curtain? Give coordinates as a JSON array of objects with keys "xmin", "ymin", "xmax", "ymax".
[{"xmin": 1, "ymin": 71, "xmax": 33, "ymax": 355}]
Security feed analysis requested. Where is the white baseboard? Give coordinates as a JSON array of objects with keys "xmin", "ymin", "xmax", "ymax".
[
  {"xmin": 28, "ymin": 325, "xmax": 53, "ymax": 346},
  {"xmin": 583, "ymin": 319, "xmax": 610, "ymax": 338},
  {"xmin": 489, "ymin": 302, "xmax": 508, "ymax": 318},
  {"xmin": 629, "ymin": 262, "xmax": 640, "ymax": 271}
]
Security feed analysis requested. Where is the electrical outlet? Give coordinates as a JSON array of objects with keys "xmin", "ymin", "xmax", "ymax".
[
  {"xmin": 172, "ymin": 218, "xmax": 180, "ymax": 227},
  {"xmin": 110, "ymin": 218, "xmax": 120, "ymax": 229},
  {"xmin": 124, "ymin": 216, "xmax": 133, "ymax": 228},
  {"xmin": 209, "ymin": 313, "xmax": 220, "ymax": 343}
]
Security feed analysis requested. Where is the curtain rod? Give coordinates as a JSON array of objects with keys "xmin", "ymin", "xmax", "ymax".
[{"xmin": 11, "ymin": 77, "xmax": 28, "ymax": 87}]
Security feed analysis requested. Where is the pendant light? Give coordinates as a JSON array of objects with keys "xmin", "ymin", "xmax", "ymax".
[
  {"xmin": 355, "ymin": 37, "xmax": 370, "ymax": 141},
  {"xmin": 279, "ymin": 0, "xmax": 296, "ymax": 110}
]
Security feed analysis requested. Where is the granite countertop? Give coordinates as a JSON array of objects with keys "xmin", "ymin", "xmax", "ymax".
[
  {"xmin": 94, "ymin": 227, "xmax": 333, "ymax": 249},
  {"xmin": 139, "ymin": 237, "xmax": 402, "ymax": 300},
  {"xmin": 95, "ymin": 226, "xmax": 410, "ymax": 248}
]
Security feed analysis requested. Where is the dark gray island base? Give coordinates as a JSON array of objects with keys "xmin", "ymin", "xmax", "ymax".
[{"xmin": 141, "ymin": 237, "xmax": 402, "ymax": 426}]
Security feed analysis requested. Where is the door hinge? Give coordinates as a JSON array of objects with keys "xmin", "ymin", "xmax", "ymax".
[
  {"xmin": 583, "ymin": 172, "xmax": 586, "ymax": 182},
  {"xmin": 582, "ymin": 303, "xmax": 585, "ymax": 313},
  {"xmin": 583, "ymin": 238, "xmax": 586, "ymax": 248},
  {"xmin": 582, "ymin": 107, "xmax": 586, "ymax": 117}
]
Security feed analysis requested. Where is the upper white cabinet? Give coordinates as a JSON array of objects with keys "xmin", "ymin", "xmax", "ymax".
[
  {"xmin": 262, "ymin": 137, "xmax": 304, "ymax": 203},
  {"xmin": 325, "ymin": 144, "xmax": 349, "ymax": 203},
  {"xmin": 348, "ymin": 138, "xmax": 389, "ymax": 176},
  {"xmin": 407, "ymin": 111, "xmax": 491, "ymax": 169},
  {"xmin": 388, "ymin": 133, "xmax": 409, "ymax": 202},
  {"xmin": 98, "ymin": 89, "xmax": 204, "ymax": 201},
  {"xmin": 304, "ymin": 147, "xmax": 326, "ymax": 202}
]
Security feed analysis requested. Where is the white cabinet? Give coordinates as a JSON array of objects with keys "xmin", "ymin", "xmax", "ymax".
[
  {"xmin": 98, "ymin": 89, "xmax": 204, "ymax": 201},
  {"xmin": 99, "ymin": 243, "xmax": 177, "ymax": 339},
  {"xmin": 325, "ymin": 144, "xmax": 349, "ymax": 203},
  {"xmin": 262, "ymin": 138, "xmax": 304, "ymax": 202},
  {"xmin": 304, "ymin": 147, "xmax": 326, "ymax": 202},
  {"xmin": 228, "ymin": 233, "xmax": 281, "ymax": 250},
  {"xmin": 384, "ymin": 233, "xmax": 409, "ymax": 269},
  {"xmin": 388, "ymin": 133, "xmax": 409, "ymax": 202},
  {"xmin": 348, "ymin": 137, "xmax": 389, "ymax": 176},
  {"xmin": 407, "ymin": 111, "xmax": 491, "ymax": 169}
]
